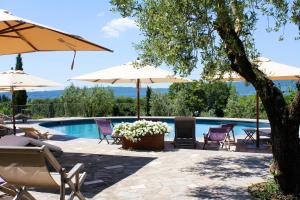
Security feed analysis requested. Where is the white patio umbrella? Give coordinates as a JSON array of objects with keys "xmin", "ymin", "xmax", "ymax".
[
  {"xmin": 0, "ymin": 9, "xmax": 112, "ymax": 68},
  {"xmin": 71, "ymin": 61, "xmax": 191, "ymax": 119},
  {"xmin": 0, "ymin": 70, "xmax": 61, "ymax": 134},
  {"xmin": 221, "ymin": 57, "xmax": 300, "ymax": 148}
]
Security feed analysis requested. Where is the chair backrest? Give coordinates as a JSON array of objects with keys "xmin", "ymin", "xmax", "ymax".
[
  {"xmin": 207, "ymin": 127, "xmax": 229, "ymax": 141},
  {"xmin": 221, "ymin": 124, "xmax": 235, "ymax": 131},
  {"xmin": 20, "ymin": 127, "xmax": 37, "ymax": 136},
  {"xmin": 95, "ymin": 119, "xmax": 112, "ymax": 136},
  {"xmin": 174, "ymin": 117, "xmax": 195, "ymax": 139},
  {"xmin": 0, "ymin": 145, "xmax": 62, "ymax": 188}
]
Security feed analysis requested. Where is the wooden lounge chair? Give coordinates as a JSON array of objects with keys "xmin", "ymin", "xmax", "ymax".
[
  {"xmin": 0, "ymin": 145, "xmax": 86, "ymax": 200},
  {"xmin": 19, "ymin": 127, "xmax": 49, "ymax": 140},
  {"xmin": 174, "ymin": 117, "xmax": 196, "ymax": 148},
  {"xmin": 14, "ymin": 113, "xmax": 31, "ymax": 123},
  {"xmin": 95, "ymin": 119, "xmax": 122, "ymax": 144},
  {"xmin": 203, "ymin": 127, "xmax": 230, "ymax": 150},
  {"xmin": 0, "ymin": 177, "xmax": 34, "ymax": 200},
  {"xmin": 0, "ymin": 135, "xmax": 63, "ymax": 156}
]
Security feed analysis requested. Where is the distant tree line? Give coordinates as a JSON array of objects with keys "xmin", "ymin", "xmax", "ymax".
[{"xmin": 0, "ymin": 82, "xmax": 296, "ymax": 119}]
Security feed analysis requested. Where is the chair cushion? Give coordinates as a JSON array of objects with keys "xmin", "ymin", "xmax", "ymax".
[{"xmin": 208, "ymin": 132, "xmax": 227, "ymax": 141}]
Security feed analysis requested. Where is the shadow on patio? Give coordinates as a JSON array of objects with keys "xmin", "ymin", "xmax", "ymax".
[
  {"xmin": 34, "ymin": 152, "xmax": 157, "ymax": 198},
  {"xmin": 183, "ymin": 154, "xmax": 272, "ymax": 199}
]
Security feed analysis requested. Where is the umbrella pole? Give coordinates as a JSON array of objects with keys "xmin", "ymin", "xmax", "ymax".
[
  {"xmin": 11, "ymin": 87, "xmax": 16, "ymax": 135},
  {"xmin": 256, "ymin": 92, "xmax": 260, "ymax": 148},
  {"xmin": 137, "ymin": 79, "xmax": 140, "ymax": 120}
]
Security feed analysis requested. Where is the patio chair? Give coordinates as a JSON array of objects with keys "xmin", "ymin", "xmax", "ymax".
[
  {"xmin": 174, "ymin": 117, "xmax": 196, "ymax": 148},
  {"xmin": 19, "ymin": 127, "xmax": 49, "ymax": 140},
  {"xmin": 203, "ymin": 127, "xmax": 230, "ymax": 150},
  {"xmin": 95, "ymin": 119, "xmax": 122, "ymax": 144},
  {"xmin": 0, "ymin": 145, "xmax": 87, "ymax": 200},
  {"xmin": 220, "ymin": 123, "xmax": 236, "ymax": 142},
  {"xmin": 0, "ymin": 135, "xmax": 63, "ymax": 156}
]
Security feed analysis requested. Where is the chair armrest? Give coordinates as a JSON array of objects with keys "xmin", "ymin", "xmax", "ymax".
[{"xmin": 66, "ymin": 163, "xmax": 84, "ymax": 180}]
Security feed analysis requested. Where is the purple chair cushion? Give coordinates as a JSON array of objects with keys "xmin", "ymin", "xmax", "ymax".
[
  {"xmin": 207, "ymin": 128, "xmax": 228, "ymax": 141},
  {"xmin": 208, "ymin": 132, "xmax": 226, "ymax": 141},
  {"xmin": 95, "ymin": 119, "xmax": 112, "ymax": 135}
]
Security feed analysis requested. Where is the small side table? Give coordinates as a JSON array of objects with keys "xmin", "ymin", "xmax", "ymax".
[{"xmin": 243, "ymin": 128, "xmax": 256, "ymax": 143}]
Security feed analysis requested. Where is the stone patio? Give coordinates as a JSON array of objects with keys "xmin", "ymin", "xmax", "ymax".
[{"xmin": 0, "ymin": 134, "xmax": 272, "ymax": 200}]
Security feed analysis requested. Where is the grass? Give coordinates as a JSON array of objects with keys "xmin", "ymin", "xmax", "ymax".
[{"xmin": 248, "ymin": 179, "xmax": 299, "ymax": 200}]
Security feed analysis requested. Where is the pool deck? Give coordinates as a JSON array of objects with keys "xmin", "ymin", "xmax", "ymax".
[{"xmin": 0, "ymin": 118, "xmax": 272, "ymax": 199}]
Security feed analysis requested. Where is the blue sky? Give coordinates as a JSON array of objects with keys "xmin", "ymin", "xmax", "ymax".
[{"xmin": 0, "ymin": 0, "xmax": 300, "ymax": 89}]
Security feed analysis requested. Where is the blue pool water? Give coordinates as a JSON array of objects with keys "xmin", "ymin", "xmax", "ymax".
[{"xmin": 41, "ymin": 118, "xmax": 270, "ymax": 140}]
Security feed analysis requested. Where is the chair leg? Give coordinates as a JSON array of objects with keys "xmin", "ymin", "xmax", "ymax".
[
  {"xmin": 13, "ymin": 186, "xmax": 27, "ymax": 200},
  {"xmin": 104, "ymin": 135, "xmax": 109, "ymax": 144}
]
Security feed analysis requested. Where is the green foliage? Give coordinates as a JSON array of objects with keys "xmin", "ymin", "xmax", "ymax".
[
  {"xmin": 61, "ymin": 85, "xmax": 84, "ymax": 117},
  {"xmin": 145, "ymin": 86, "xmax": 152, "ymax": 116},
  {"xmin": 248, "ymin": 179, "xmax": 297, "ymax": 200},
  {"xmin": 61, "ymin": 85, "xmax": 114, "ymax": 117},
  {"xmin": 110, "ymin": 0, "xmax": 290, "ymax": 78},
  {"xmin": 169, "ymin": 81, "xmax": 231, "ymax": 117},
  {"xmin": 28, "ymin": 98, "xmax": 63, "ymax": 119},
  {"xmin": 13, "ymin": 54, "xmax": 27, "ymax": 112},
  {"xmin": 150, "ymin": 92, "xmax": 172, "ymax": 116},
  {"xmin": 171, "ymin": 90, "xmax": 192, "ymax": 116},
  {"xmin": 113, "ymin": 96, "xmax": 136, "ymax": 116},
  {"xmin": 225, "ymin": 89, "xmax": 267, "ymax": 119}
]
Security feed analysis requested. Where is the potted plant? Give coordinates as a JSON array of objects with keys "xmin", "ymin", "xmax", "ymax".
[{"xmin": 113, "ymin": 120, "xmax": 170, "ymax": 150}]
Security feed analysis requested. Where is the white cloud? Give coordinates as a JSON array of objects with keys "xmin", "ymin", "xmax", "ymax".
[{"xmin": 102, "ymin": 18, "xmax": 137, "ymax": 37}]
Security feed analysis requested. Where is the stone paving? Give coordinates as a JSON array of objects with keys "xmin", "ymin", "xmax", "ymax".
[{"xmin": 0, "ymin": 135, "xmax": 272, "ymax": 200}]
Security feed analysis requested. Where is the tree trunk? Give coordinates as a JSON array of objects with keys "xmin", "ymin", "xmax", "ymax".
[{"xmin": 215, "ymin": 1, "xmax": 300, "ymax": 195}]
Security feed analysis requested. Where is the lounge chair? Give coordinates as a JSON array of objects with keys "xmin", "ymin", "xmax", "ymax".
[
  {"xmin": 174, "ymin": 117, "xmax": 196, "ymax": 148},
  {"xmin": 0, "ymin": 177, "xmax": 34, "ymax": 200},
  {"xmin": 14, "ymin": 113, "xmax": 31, "ymax": 123},
  {"xmin": 203, "ymin": 127, "xmax": 230, "ymax": 150},
  {"xmin": 0, "ymin": 114, "xmax": 11, "ymax": 123},
  {"xmin": 220, "ymin": 123, "xmax": 236, "ymax": 142},
  {"xmin": 95, "ymin": 119, "xmax": 122, "ymax": 144},
  {"xmin": 0, "ymin": 135, "xmax": 62, "ymax": 156},
  {"xmin": 0, "ymin": 145, "xmax": 86, "ymax": 200},
  {"xmin": 19, "ymin": 127, "xmax": 49, "ymax": 140}
]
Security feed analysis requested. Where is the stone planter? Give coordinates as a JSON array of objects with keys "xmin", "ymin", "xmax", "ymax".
[{"xmin": 122, "ymin": 134, "xmax": 164, "ymax": 150}]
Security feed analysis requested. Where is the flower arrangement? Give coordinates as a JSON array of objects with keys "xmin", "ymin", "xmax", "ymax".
[{"xmin": 113, "ymin": 120, "xmax": 170, "ymax": 143}]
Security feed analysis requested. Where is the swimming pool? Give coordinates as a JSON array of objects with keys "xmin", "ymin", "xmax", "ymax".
[{"xmin": 40, "ymin": 118, "xmax": 270, "ymax": 140}]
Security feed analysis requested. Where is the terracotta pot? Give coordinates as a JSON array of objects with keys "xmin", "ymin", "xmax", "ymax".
[{"xmin": 122, "ymin": 134, "xmax": 164, "ymax": 150}]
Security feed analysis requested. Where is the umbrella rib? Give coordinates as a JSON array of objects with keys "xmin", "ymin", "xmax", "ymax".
[
  {"xmin": 0, "ymin": 35, "xmax": 20, "ymax": 38},
  {"xmin": 0, "ymin": 22, "xmax": 26, "ymax": 34},
  {"xmin": 0, "ymin": 25, "xmax": 36, "ymax": 35},
  {"xmin": 4, "ymin": 21, "xmax": 39, "ymax": 51},
  {"xmin": 149, "ymin": 78, "xmax": 154, "ymax": 83}
]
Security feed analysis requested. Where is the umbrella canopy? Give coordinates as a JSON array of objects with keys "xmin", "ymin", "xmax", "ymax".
[
  {"xmin": 71, "ymin": 62, "xmax": 191, "ymax": 119},
  {"xmin": 0, "ymin": 70, "xmax": 61, "ymax": 88},
  {"xmin": 71, "ymin": 62, "xmax": 189, "ymax": 84},
  {"xmin": 221, "ymin": 57, "xmax": 300, "ymax": 81},
  {"xmin": 0, "ymin": 9, "xmax": 112, "ymax": 54},
  {"xmin": 0, "ymin": 70, "xmax": 61, "ymax": 133},
  {"xmin": 220, "ymin": 57, "xmax": 300, "ymax": 148}
]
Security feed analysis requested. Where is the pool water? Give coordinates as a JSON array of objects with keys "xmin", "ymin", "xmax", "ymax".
[{"xmin": 41, "ymin": 118, "xmax": 270, "ymax": 140}]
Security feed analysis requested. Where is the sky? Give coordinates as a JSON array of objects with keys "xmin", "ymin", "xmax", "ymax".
[{"xmin": 0, "ymin": 0, "xmax": 300, "ymax": 90}]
